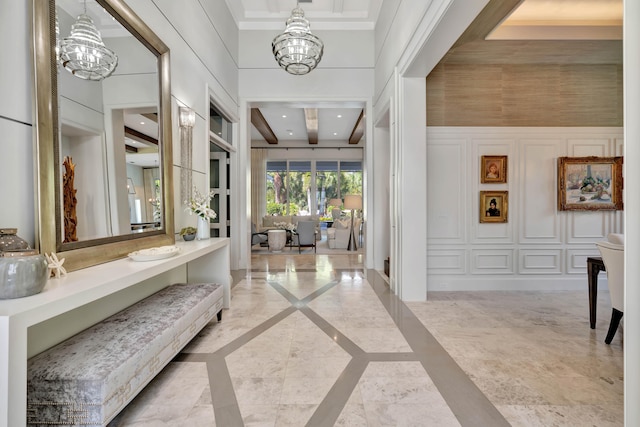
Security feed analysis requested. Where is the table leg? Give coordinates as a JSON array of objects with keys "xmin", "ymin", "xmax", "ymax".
[{"xmin": 587, "ymin": 261, "xmax": 598, "ymax": 329}]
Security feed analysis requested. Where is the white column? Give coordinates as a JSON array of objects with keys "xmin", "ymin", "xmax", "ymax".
[
  {"xmin": 394, "ymin": 74, "xmax": 428, "ymax": 301},
  {"xmin": 624, "ymin": 0, "xmax": 640, "ymax": 423}
]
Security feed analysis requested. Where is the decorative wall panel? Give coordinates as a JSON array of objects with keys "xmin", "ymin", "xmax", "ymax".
[
  {"xmin": 567, "ymin": 248, "xmax": 601, "ymax": 275},
  {"xmin": 519, "ymin": 141, "xmax": 561, "ymax": 243},
  {"xmin": 427, "ymin": 250, "xmax": 466, "ymax": 275},
  {"xmin": 427, "ymin": 142, "xmax": 466, "ymax": 243},
  {"xmin": 519, "ymin": 249, "xmax": 562, "ymax": 274},
  {"xmin": 426, "ymin": 127, "xmax": 622, "ymax": 290},
  {"xmin": 471, "ymin": 249, "xmax": 515, "ymax": 274},
  {"xmin": 567, "ymin": 211, "xmax": 611, "ymax": 244}
]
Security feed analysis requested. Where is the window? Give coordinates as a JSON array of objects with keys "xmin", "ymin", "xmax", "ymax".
[
  {"xmin": 288, "ymin": 161, "xmax": 311, "ymax": 215},
  {"xmin": 266, "ymin": 160, "xmax": 362, "ymax": 216},
  {"xmin": 209, "ymin": 104, "xmax": 233, "ymax": 145},
  {"xmin": 340, "ymin": 161, "xmax": 363, "ymax": 197},
  {"xmin": 266, "ymin": 161, "xmax": 287, "ymax": 215},
  {"xmin": 316, "ymin": 161, "xmax": 338, "ymax": 216}
]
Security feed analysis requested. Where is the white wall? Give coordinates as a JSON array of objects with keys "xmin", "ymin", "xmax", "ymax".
[
  {"xmin": 624, "ymin": 0, "xmax": 640, "ymax": 423},
  {"xmin": 372, "ymin": 122, "xmax": 391, "ymax": 271},
  {"xmin": 427, "ymin": 127, "xmax": 623, "ymax": 291}
]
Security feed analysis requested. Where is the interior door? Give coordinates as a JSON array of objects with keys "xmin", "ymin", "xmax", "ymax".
[{"xmin": 209, "ymin": 151, "xmax": 228, "ymax": 237}]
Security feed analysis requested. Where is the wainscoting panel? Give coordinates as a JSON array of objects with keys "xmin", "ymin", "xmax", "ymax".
[
  {"xmin": 519, "ymin": 249, "xmax": 562, "ymax": 275},
  {"xmin": 426, "ymin": 127, "xmax": 623, "ymax": 290},
  {"xmin": 568, "ymin": 139, "xmax": 610, "ymax": 157},
  {"xmin": 427, "ymin": 250, "xmax": 466, "ymax": 275},
  {"xmin": 567, "ymin": 248, "xmax": 602, "ymax": 275},
  {"xmin": 427, "ymin": 141, "xmax": 466, "ymax": 244},
  {"xmin": 471, "ymin": 249, "xmax": 515, "ymax": 275},
  {"xmin": 566, "ymin": 211, "xmax": 611, "ymax": 244},
  {"xmin": 519, "ymin": 140, "xmax": 562, "ymax": 244}
]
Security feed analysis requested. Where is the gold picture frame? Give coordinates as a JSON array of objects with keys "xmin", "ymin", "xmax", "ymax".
[
  {"xmin": 481, "ymin": 155, "xmax": 507, "ymax": 183},
  {"xmin": 557, "ymin": 156, "xmax": 623, "ymax": 211},
  {"xmin": 480, "ymin": 191, "xmax": 508, "ymax": 223}
]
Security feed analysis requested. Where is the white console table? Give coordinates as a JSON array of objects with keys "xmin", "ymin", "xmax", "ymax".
[{"xmin": 0, "ymin": 238, "xmax": 230, "ymax": 427}]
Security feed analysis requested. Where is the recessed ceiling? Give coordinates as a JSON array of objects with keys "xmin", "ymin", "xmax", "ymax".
[
  {"xmin": 488, "ymin": 0, "xmax": 622, "ymax": 40},
  {"xmin": 224, "ymin": 0, "xmax": 384, "ymax": 30}
]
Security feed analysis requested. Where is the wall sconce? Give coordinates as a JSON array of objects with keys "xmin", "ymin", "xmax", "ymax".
[
  {"xmin": 179, "ymin": 106, "xmax": 195, "ymax": 203},
  {"xmin": 179, "ymin": 106, "xmax": 196, "ymax": 128}
]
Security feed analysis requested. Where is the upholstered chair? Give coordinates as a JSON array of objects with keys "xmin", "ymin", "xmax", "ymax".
[
  {"xmin": 251, "ymin": 222, "xmax": 268, "ymax": 246},
  {"xmin": 595, "ymin": 240, "xmax": 624, "ymax": 344},
  {"xmin": 296, "ymin": 221, "xmax": 316, "ymax": 253}
]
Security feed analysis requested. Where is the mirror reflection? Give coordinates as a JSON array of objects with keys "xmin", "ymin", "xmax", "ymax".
[{"xmin": 55, "ymin": 0, "xmax": 161, "ymax": 246}]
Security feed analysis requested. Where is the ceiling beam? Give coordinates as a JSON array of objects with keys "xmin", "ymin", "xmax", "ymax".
[
  {"xmin": 304, "ymin": 108, "xmax": 318, "ymax": 144},
  {"xmin": 348, "ymin": 110, "xmax": 364, "ymax": 144},
  {"xmin": 125, "ymin": 126, "xmax": 158, "ymax": 146},
  {"xmin": 251, "ymin": 108, "xmax": 278, "ymax": 144},
  {"xmin": 141, "ymin": 112, "xmax": 158, "ymax": 123}
]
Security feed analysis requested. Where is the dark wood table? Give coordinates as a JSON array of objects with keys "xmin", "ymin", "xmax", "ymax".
[{"xmin": 587, "ymin": 256, "xmax": 606, "ymax": 329}]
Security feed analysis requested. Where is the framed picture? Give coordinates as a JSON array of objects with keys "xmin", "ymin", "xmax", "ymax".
[
  {"xmin": 557, "ymin": 156, "xmax": 623, "ymax": 211},
  {"xmin": 480, "ymin": 191, "xmax": 508, "ymax": 223},
  {"xmin": 481, "ymin": 155, "xmax": 507, "ymax": 183}
]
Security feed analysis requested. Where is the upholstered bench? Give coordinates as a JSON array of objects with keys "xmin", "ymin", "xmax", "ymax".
[{"xmin": 26, "ymin": 282, "xmax": 223, "ymax": 426}]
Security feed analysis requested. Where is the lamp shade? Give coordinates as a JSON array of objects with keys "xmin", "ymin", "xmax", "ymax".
[
  {"xmin": 328, "ymin": 198, "xmax": 342, "ymax": 208},
  {"xmin": 343, "ymin": 195, "xmax": 362, "ymax": 210}
]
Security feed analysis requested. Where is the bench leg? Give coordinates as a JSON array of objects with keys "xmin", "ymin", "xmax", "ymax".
[{"xmin": 217, "ymin": 310, "xmax": 222, "ymax": 322}]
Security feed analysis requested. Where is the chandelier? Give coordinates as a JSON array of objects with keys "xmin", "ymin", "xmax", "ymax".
[
  {"xmin": 59, "ymin": 1, "xmax": 118, "ymax": 81},
  {"xmin": 272, "ymin": 6, "xmax": 324, "ymax": 75}
]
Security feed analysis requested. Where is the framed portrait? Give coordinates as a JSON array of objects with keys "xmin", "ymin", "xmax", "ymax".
[
  {"xmin": 480, "ymin": 191, "xmax": 508, "ymax": 223},
  {"xmin": 481, "ymin": 155, "xmax": 507, "ymax": 183},
  {"xmin": 557, "ymin": 156, "xmax": 623, "ymax": 211}
]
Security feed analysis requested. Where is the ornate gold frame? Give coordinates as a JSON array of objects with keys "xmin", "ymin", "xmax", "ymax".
[
  {"xmin": 480, "ymin": 155, "xmax": 507, "ymax": 184},
  {"xmin": 32, "ymin": 0, "xmax": 174, "ymax": 271},
  {"xmin": 480, "ymin": 191, "xmax": 508, "ymax": 223},
  {"xmin": 557, "ymin": 156, "xmax": 623, "ymax": 211}
]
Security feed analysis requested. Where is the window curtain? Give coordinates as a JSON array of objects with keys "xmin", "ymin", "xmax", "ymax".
[{"xmin": 251, "ymin": 149, "xmax": 267, "ymax": 224}]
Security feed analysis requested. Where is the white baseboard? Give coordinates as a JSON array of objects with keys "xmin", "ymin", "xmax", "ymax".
[{"xmin": 427, "ymin": 276, "xmax": 608, "ymax": 292}]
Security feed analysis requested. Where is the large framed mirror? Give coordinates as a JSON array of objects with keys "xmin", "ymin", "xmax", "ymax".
[{"xmin": 33, "ymin": 0, "xmax": 174, "ymax": 271}]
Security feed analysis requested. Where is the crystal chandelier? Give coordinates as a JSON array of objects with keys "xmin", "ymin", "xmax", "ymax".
[
  {"xmin": 272, "ymin": 5, "xmax": 324, "ymax": 75},
  {"xmin": 59, "ymin": 1, "xmax": 118, "ymax": 81}
]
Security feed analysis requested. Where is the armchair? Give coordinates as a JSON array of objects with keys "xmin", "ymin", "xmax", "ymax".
[
  {"xmin": 251, "ymin": 223, "xmax": 268, "ymax": 246},
  {"xmin": 595, "ymin": 240, "xmax": 624, "ymax": 344},
  {"xmin": 295, "ymin": 221, "xmax": 316, "ymax": 253}
]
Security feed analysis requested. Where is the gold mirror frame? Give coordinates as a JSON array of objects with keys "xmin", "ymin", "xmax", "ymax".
[{"xmin": 33, "ymin": 0, "xmax": 174, "ymax": 271}]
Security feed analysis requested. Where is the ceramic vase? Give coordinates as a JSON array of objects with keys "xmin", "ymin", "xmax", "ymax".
[
  {"xmin": 0, "ymin": 229, "xmax": 48, "ymax": 299},
  {"xmin": 196, "ymin": 217, "xmax": 209, "ymax": 240}
]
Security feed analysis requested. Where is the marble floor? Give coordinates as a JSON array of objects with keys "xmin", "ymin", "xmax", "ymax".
[{"xmin": 110, "ymin": 254, "xmax": 623, "ymax": 426}]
